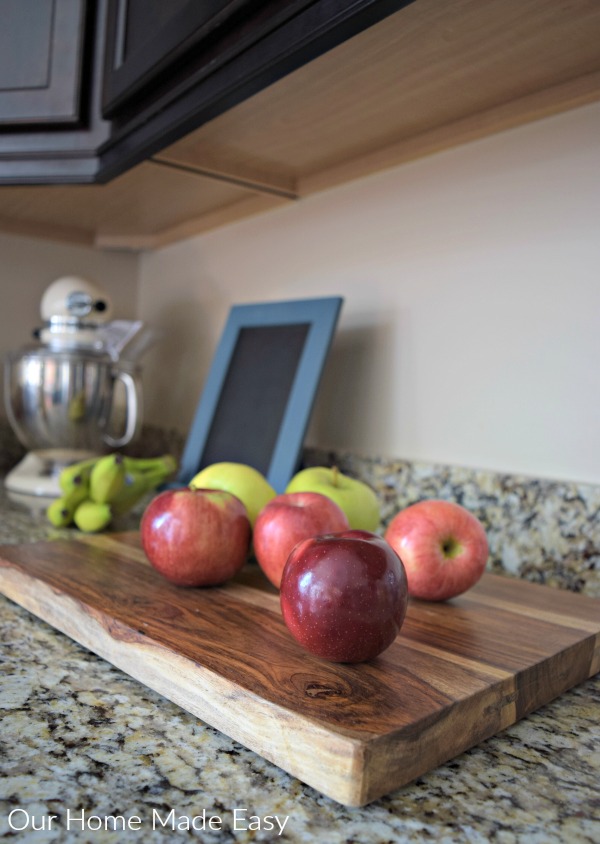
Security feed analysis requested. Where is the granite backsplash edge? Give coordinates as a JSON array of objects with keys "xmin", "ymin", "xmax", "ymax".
[{"xmin": 1, "ymin": 422, "xmax": 598, "ymax": 597}]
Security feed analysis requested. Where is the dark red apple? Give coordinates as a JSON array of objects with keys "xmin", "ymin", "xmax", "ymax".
[
  {"xmin": 384, "ymin": 499, "xmax": 489, "ymax": 601},
  {"xmin": 279, "ymin": 530, "xmax": 408, "ymax": 663},
  {"xmin": 140, "ymin": 487, "xmax": 251, "ymax": 586},
  {"xmin": 253, "ymin": 491, "xmax": 349, "ymax": 588}
]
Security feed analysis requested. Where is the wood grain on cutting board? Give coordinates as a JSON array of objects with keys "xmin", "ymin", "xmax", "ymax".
[{"xmin": 0, "ymin": 532, "xmax": 598, "ymax": 806}]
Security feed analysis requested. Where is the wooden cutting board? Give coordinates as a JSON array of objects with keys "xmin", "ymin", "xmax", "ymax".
[{"xmin": 0, "ymin": 531, "xmax": 598, "ymax": 806}]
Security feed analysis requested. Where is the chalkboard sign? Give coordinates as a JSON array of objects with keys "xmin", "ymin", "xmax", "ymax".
[{"xmin": 176, "ymin": 297, "xmax": 343, "ymax": 492}]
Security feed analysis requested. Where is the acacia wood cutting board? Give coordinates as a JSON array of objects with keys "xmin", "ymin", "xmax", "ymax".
[{"xmin": 0, "ymin": 531, "xmax": 598, "ymax": 806}]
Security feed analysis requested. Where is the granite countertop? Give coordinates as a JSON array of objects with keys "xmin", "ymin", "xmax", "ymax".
[{"xmin": 1, "ymin": 481, "xmax": 599, "ymax": 843}]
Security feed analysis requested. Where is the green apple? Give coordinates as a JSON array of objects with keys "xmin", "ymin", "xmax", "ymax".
[
  {"xmin": 189, "ymin": 462, "xmax": 276, "ymax": 527},
  {"xmin": 285, "ymin": 466, "xmax": 380, "ymax": 532}
]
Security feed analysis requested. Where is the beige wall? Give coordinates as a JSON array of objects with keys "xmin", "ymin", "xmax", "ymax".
[
  {"xmin": 137, "ymin": 103, "xmax": 600, "ymax": 485},
  {"xmin": 1, "ymin": 103, "xmax": 598, "ymax": 485}
]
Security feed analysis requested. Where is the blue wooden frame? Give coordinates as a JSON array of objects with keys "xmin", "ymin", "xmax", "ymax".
[{"xmin": 176, "ymin": 296, "xmax": 343, "ymax": 492}]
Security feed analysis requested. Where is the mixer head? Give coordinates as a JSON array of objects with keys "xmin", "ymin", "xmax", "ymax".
[{"xmin": 39, "ymin": 276, "xmax": 114, "ymax": 348}]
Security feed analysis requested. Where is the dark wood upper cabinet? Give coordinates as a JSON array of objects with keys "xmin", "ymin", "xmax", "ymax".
[
  {"xmin": 102, "ymin": 0, "xmax": 270, "ymax": 117},
  {"xmin": 0, "ymin": 0, "xmax": 412, "ymax": 183},
  {"xmin": 0, "ymin": 0, "xmax": 88, "ymax": 127},
  {"xmin": 97, "ymin": 0, "xmax": 414, "ymax": 180},
  {"xmin": 0, "ymin": 0, "xmax": 111, "ymax": 183},
  {"xmin": 2, "ymin": 0, "xmax": 598, "ymax": 245}
]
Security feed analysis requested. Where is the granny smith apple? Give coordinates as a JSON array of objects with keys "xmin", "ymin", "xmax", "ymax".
[
  {"xmin": 189, "ymin": 462, "xmax": 276, "ymax": 527},
  {"xmin": 285, "ymin": 466, "xmax": 380, "ymax": 532}
]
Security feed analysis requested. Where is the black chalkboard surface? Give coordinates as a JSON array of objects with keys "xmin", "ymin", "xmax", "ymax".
[{"xmin": 176, "ymin": 297, "xmax": 343, "ymax": 492}]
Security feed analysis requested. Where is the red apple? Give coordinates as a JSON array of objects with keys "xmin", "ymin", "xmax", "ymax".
[
  {"xmin": 280, "ymin": 530, "xmax": 408, "ymax": 663},
  {"xmin": 384, "ymin": 499, "xmax": 489, "ymax": 601},
  {"xmin": 253, "ymin": 492, "xmax": 349, "ymax": 588},
  {"xmin": 140, "ymin": 487, "xmax": 251, "ymax": 586}
]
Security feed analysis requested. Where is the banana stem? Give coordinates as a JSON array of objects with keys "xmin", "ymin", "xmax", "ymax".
[
  {"xmin": 110, "ymin": 465, "xmax": 173, "ymax": 516},
  {"xmin": 123, "ymin": 454, "xmax": 177, "ymax": 474}
]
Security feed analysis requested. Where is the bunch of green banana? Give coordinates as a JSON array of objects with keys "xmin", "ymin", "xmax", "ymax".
[
  {"xmin": 47, "ymin": 452, "xmax": 177, "ymax": 532},
  {"xmin": 111, "ymin": 456, "xmax": 177, "ymax": 516}
]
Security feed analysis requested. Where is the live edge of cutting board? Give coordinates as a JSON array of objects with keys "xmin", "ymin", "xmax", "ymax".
[{"xmin": 0, "ymin": 531, "xmax": 598, "ymax": 806}]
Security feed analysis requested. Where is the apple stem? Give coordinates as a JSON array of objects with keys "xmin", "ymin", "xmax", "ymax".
[{"xmin": 332, "ymin": 466, "xmax": 339, "ymax": 487}]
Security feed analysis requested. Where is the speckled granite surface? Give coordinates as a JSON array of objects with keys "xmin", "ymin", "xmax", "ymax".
[{"xmin": 1, "ymin": 436, "xmax": 599, "ymax": 843}]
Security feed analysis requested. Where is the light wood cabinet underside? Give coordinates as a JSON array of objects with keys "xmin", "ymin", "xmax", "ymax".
[{"xmin": 1, "ymin": 0, "xmax": 599, "ymax": 251}]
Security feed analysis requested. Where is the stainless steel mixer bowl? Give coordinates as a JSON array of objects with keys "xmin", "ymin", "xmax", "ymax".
[{"xmin": 4, "ymin": 346, "xmax": 143, "ymax": 452}]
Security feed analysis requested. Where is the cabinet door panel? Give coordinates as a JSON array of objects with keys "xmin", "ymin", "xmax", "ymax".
[
  {"xmin": 102, "ymin": 0, "xmax": 263, "ymax": 116},
  {"xmin": 0, "ymin": 0, "xmax": 87, "ymax": 126}
]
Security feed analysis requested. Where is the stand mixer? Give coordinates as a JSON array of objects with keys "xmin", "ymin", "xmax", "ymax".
[{"xmin": 4, "ymin": 277, "xmax": 147, "ymax": 497}]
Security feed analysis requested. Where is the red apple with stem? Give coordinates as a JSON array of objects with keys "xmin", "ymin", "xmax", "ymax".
[
  {"xmin": 280, "ymin": 530, "xmax": 408, "ymax": 663},
  {"xmin": 253, "ymin": 491, "xmax": 349, "ymax": 588},
  {"xmin": 141, "ymin": 487, "xmax": 251, "ymax": 586},
  {"xmin": 384, "ymin": 499, "xmax": 489, "ymax": 601}
]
